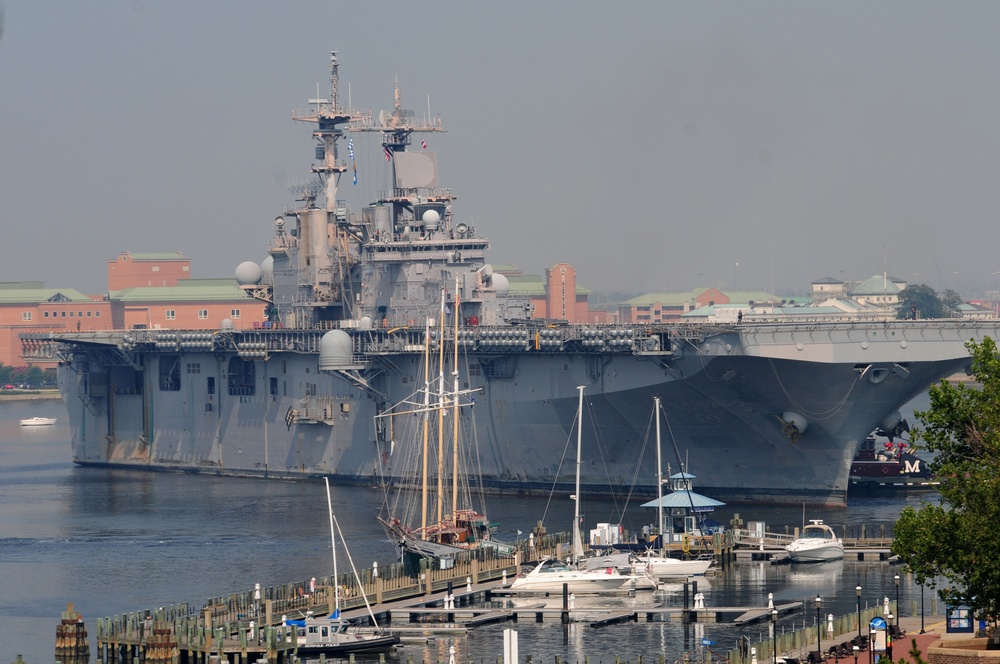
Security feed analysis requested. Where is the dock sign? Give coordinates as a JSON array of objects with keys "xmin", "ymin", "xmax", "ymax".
[
  {"xmin": 701, "ymin": 638, "xmax": 717, "ymax": 646},
  {"xmin": 869, "ymin": 617, "xmax": 887, "ymax": 652}
]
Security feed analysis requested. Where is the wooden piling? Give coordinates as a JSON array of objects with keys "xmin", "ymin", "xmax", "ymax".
[{"xmin": 55, "ymin": 602, "xmax": 90, "ymax": 664}]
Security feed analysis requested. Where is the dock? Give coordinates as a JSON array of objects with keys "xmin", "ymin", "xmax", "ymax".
[{"xmin": 55, "ymin": 522, "xmax": 901, "ymax": 664}]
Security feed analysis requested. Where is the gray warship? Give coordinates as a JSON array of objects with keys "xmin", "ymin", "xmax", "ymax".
[{"xmin": 21, "ymin": 52, "xmax": 1000, "ymax": 506}]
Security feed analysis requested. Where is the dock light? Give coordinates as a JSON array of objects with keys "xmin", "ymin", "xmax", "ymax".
[
  {"xmin": 852, "ymin": 645, "xmax": 859, "ymax": 664},
  {"xmin": 772, "ymin": 608, "xmax": 779, "ymax": 664},
  {"xmin": 856, "ymin": 585, "xmax": 863, "ymax": 640},
  {"xmin": 894, "ymin": 574, "xmax": 900, "ymax": 628},
  {"xmin": 816, "ymin": 596, "xmax": 823, "ymax": 662},
  {"xmin": 869, "ymin": 628, "xmax": 877, "ymax": 664}
]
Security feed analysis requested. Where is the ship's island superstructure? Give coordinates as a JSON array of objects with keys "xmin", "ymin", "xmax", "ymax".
[{"xmin": 21, "ymin": 52, "xmax": 1000, "ymax": 506}]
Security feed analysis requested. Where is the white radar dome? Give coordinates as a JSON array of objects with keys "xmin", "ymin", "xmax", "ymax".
[
  {"xmin": 260, "ymin": 256, "xmax": 274, "ymax": 282},
  {"xmin": 220, "ymin": 318, "xmax": 234, "ymax": 330},
  {"xmin": 491, "ymin": 272, "xmax": 510, "ymax": 295},
  {"xmin": 421, "ymin": 209, "xmax": 441, "ymax": 224},
  {"xmin": 318, "ymin": 330, "xmax": 354, "ymax": 370},
  {"xmin": 235, "ymin": 261, "xmax": 263, "ymax": 286}
]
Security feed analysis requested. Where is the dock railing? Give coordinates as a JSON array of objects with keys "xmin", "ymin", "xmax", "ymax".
[{"xmin": 725, "ymin": 603, "xmax": 895, "ymax": 664}]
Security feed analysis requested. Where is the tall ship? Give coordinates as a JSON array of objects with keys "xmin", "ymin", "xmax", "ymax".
[{"xmin": 20, "ymin": 52, "xmax": 1000, "ymax": 507}]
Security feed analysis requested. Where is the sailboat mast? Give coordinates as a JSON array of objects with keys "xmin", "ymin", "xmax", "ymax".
[
  {"xmin": 324, "ymin": 477, "xmax": 340, "ymax": 614},
  {"xmin": 451, "ymin": 288, "xmax": 461, "ymax": 521},
  {"xmin": 573, "ymin": 385, "xmax": 585, "ymax": 565},
  {"xmin": 436, "ymin": 290, "xmax": 446, "ymax": 528},
  {"xmin": 655, "ymin": 396, "xmax": 663, "ymax": 555},
  {"xmin": 420, "ymin": 318, "xmax": 431, "ymax": 538}
]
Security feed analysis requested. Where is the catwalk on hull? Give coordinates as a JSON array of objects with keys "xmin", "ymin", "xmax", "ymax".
[{"xmin": 20, "ymin": 52, "xmax": 1000, "ymax": 506}]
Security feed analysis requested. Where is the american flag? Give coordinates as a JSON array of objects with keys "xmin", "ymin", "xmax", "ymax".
[
  {"xmin": 383, "ymin": 146, "xmax": 392, "ymax": 161},
  {"xmin": 421, "ymin": 139, "xmax": 427, "ymax": 149}
]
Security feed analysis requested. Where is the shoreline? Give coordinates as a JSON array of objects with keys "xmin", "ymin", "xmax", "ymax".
[{"xmin": 0, "ymin": 389, "xmax": 62, "ymax": 402}]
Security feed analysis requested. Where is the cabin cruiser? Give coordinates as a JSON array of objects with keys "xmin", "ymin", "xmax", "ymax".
[
  {"xmin": 508, "ymin": 559, "xmax": 629, "ymax": 594},
  {"xmin": 785, "ymin": 520, "xmax": 844, "ymax": 563}
]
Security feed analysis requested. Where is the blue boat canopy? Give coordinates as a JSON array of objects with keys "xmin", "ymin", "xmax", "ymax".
[{"xmin": 640, "ymin": 489, "xmax": 725, "ymax": 511}]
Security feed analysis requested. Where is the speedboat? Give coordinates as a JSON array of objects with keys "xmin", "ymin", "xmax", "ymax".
[
  {"xmin": 508, "ymin": 559, "xmax": 628, "ymax": 594},
  {"xmin": 20, "ymin": 417, "xmax": 56, "ymax": 426},
  {"xmin": 785, "ymin": 520, "xmax": 844, "ymax": 563},
  {"xmin": 285, "ymin": 614, "xmax": 399, "ymax": 656}
]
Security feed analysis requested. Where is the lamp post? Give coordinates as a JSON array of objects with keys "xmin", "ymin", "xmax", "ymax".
[
  {"xmin": 856, "ymin": 585, "xmax": 862, "ymax": 640},
  {"xmin": 772, "ymin": 608, "xmax": 779, "ymax": 664},
  {"xmin": 894, "ymin": 574, "xmax": 900, "ymax": 629},
  {"xmin": 920, "ymin": 583, "xmax": 926, "ymax": 634},
  {"xmin": 852, "ymin": 645, "xmax": 860, "ymax": 664},
  {"xmin": 870, "ymin": 628, "xmax": 877, "ymax": 664},
  {"xmin": 816, "ymin": 596, "xmax": 823, "ymax": 661}
]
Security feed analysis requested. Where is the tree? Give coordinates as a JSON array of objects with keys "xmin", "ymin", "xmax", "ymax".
[
  {"xmin": 940, "ymin": 289, "xmax": 963, "ymax": 317},
  {"xmin": 892, "ymin": 337, "xmax": 1000, "ymax": 623},
  {"xmin": 896, "ymin": 284, "xmax": 947, "ymax": 319}
]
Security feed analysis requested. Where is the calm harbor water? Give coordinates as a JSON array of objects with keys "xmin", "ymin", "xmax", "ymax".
[{"xmin": 0, "ymin": 396, "xmax": 942, "ymax": 664}]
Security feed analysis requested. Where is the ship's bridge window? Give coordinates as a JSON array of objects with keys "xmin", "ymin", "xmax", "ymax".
[
  {"xmin": 227, "ymin": 357, "xmax": 255, "ymax": 396},
  {"xmin": 159, "ymin": 355, "xmax": 181, "ymax": 391}
]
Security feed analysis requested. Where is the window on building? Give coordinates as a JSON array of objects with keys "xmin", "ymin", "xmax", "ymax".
[
  {"xmin": 87, "ymin": 311, "xmax": 92, "ymax": 317},
  {"xmin": 207, "ymin": 376, "xmax": 215, "ymax": 395},
  {"xmin": 198, "ymin": 309, "xmax": 208, "ymax": 319},
  {"xmin": 69, "ymin": 311, "xmax": 74, "ymax": 317},
  {"xmin": 95, "ymin": 311, "xmax": 100, "ymax": 317},
  {"xmin": 22, "ymin": 311, "xmax": 32, "ymax": 321},
  {"xmin": 230, "ymin": 309, "xmax": 241, "ymax": 319},
  {"xmin": 186, "ymin": 363, "xmax": 200, "ymax": 374},
  {"xmin": 269, "ymin": 377, "xmax": 278, "ymax": 396},
  {"xmin": 61, "ymin": 311, "xmax": 66, "ymax": 317},
  {"xmin": 165, "ymin": 310, "xmax": 176, "ymax": 320},
  {"xmin": 44, "ymin": 312, "xmax": 50, "ymax": 318}
]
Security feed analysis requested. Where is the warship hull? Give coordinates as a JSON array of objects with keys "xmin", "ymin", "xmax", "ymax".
[{"xmin": 37, "ymin": 319, "xmax": 995, "ymax": 507}]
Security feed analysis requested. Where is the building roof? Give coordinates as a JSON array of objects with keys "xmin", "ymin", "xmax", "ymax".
[
  {"xmin": 811, "ymin": 277, "xmax": 845, "ymax": 285},
  {"xmin": 640, "ymin": 490, "xmax": 725, "ymax": 510},
  {"xmin": 853, "ymin": 275, "xmax": 901, "ymax": 296},
  {"xmin": 114, "ymin": 251, "xmax": 188, "ymax": 261},
  {"xmin": 625, "ymin": 288, "xmax": 780, "ymax": 307},
  {"xmin": 0, "ymin": 287, "xmax": 94, "ymax": 304},
  {"xmin": 111, "ymin": 280, "xmax": 249, "ymax": 302}
]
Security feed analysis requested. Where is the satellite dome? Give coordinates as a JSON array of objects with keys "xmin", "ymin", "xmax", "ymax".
[
  {"xmin": 492, "ymin": 272, "xmax": 510, "ymax": 295},
  {"xmin": 318, "ymin": 330, "xmax": 353, "ymax": 370},
  {"xmin": 359, "ymin": 316, "xmax": 373, "ymax": 330},
  {"xmin": 260, "ymin": 256, "xmax": 274, "ymax": 282},
  {"xmin": 421, "ymin": 209, "xmax": 441, "ymax": 224},
  {"xmin": 235, "ymin": 261, "xmax": 263, "ymax": 286},
  {"xmin": 220, "ymin": 318, "xmax": 234, "ymax": 331}
]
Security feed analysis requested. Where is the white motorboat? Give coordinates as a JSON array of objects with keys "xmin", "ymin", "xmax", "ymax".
[
  {"xmin": 785, "ymin": 519, "xmax": 844, "ymax": 563},
  {"xmin": 508, "ymin": 558, "xmax": 628, "ymax": 593},
  {"xmin": 20, "ymin": 417, "xmax": 56, "ymax": 426},
  {"xmin": 636, "ymin": 552, "xmax": 713, "ymax": 578}
]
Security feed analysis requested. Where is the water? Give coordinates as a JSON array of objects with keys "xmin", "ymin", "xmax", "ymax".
[{"xmin": 0, "ymin": 397, "xmax": 942, "ymax": 664}]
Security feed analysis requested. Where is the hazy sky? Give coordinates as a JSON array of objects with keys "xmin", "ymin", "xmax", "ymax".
[{"xmin": 3, "ymin": 2, "xmax": 1000, "ymax": 298}]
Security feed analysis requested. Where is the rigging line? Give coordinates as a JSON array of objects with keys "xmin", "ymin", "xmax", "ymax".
[
  {"xmin": 616, "ymin": 405, "xmax": 655, "ymax": 527},
  {"xmin": 538, "ymin": 408, "xmax": 577, "ymax": 533},
  {"xmin": 661, "ymin": 402, "xmax": 702, "ymax": 530},
  {"xmin": 583, "ymin": 394, "xmax": 625, "ymax": 524},
  {"xmin": 768, "ymin": 356, "xmax": 859, "ymax": 421}
]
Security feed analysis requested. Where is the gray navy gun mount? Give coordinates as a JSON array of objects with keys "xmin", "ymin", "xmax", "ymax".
[{"xmin": 20, "ymin": 52, "xmax": 1000, "ymax": 506}]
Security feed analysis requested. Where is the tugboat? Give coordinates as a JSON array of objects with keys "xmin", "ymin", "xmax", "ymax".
[{"xmin": 849, "ymin": 433, "xmax": 936, "ymax": 490}]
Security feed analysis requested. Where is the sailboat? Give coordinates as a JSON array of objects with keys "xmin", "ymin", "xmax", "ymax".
[
  {"xmin": 633, "ymin": 397, "xmax": 713, "ymax": 579},
  {"xmin": 376, "ymin": 290, "xmax": 512, "ymax": 564},
  {"xmin": 510, "ymin": 386, "xmax": 634, "ymax": 594},
  {"xmin": 285, "ymin": 479, "xmax": 399, "ymax": 656}
]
